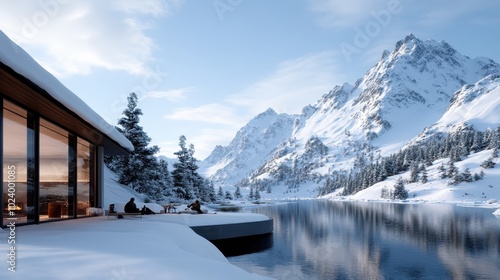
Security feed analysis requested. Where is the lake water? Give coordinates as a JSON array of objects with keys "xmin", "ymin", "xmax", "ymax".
[{"xmin": 228, "ymin": 200, "xmax": 500, "ymax": 280}]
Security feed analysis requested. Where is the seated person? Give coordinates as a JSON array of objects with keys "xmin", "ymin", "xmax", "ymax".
[
  {"xmin": 124, "ymin": 197, "xmax": 141, "ymax": 213},
  {"xmin": 187, "ymin": 200, "xmax": 203, "ymax": 214}
]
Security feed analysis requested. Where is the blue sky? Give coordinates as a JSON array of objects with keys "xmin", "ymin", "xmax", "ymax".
[{"xmin": 1, "ymin": 0, "xmax": 499, "ymax": 160}]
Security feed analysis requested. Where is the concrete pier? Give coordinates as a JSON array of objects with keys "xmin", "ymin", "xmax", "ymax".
[{"xmin": 190, "ymin": 218, "xmax": 274, "ymax": 241}]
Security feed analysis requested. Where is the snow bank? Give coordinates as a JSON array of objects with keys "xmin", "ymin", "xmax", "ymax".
[
  {"xmin": 0, "ymin": 155, "xmax": 271, "ymax": 279},
  {"xmin": 0, "ymin": 217, "xmax": 270, "ymax": 279},
  {"xmin": 494, "ymin": 209, "xmax": 500, "ymax": 216}
]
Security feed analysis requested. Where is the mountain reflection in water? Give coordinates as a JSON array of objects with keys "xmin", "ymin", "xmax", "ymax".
[{"xmin": 229, "ymin": 200, "xmax": 500, "ymax": 280}]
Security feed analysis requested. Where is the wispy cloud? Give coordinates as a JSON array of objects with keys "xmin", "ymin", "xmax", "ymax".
[
  {"xmin": 308, "ymin": 0, "xmax": 500, "ymax": 29},
  {"xmin": 113, "ymin": 0, "xmax": 184, "ymax": 16},
  {"xmin": 158, "ymin": 127, "xmax": 236, "ymax": 160},
  {"xmin": 225, "ymin": 51, "xmax": 346, "ymax": 115},
  {"xmin": 164, "ymin": 103, "xmax": 247, "ymax": 126},
  {"xmin": 415, "ymin": 1, "xmax": 495, "ymax": 26},
  {"xmin": 0, "ymin": 0, "xmax": 183, "ymax": 77},
  {"xmin": 146, "ymin": 87, "xmax": 193, "ymax": 102},
  {"xmin": 307, "ymin": 0, "xmax": 389, "ymax": 27}
]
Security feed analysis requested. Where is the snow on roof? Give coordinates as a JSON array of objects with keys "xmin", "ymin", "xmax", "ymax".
[{"xmin": 0, "ymin": 31, "xmax": 133, "ymax": 151}]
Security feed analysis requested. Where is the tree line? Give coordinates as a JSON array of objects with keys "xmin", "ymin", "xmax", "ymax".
[{"xmin": 319, "ymin": 125, "xmax": 500, "ymax": 198}]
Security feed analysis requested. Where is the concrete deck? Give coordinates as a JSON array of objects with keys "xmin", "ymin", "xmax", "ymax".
[{"xmin": 163, "ymin": 212, "xmax": 274, "ymax": 241}]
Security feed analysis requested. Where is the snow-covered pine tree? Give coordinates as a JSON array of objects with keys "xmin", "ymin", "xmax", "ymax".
[
  {"xmin": 172, "ymin": 135, "xmax": 211, "ymax": 201},
  {"xmin": 158, "ymin": 159, "xmax": 174, "ymax": 199},
  {"xmin": 225, "ymin": 190, "xmax": 233, "ymax": 200},
  {"xmin": 409, "ymin": 161, "xmax": 419, "ymax": 183},
  {"xmin": 480, "ymin": 157, "xmax": 495, "ymax": 169},
  {"xmin": 248, "ymin": 186, "xmax": 254, "ymax": 200},
  {"xmin": 203, "ymin": 179, "xmax": 217, "ymax": 202},
  {"xmin": 420, "ymin": 164, "xmax": 428, "ymax": 184},
  {"xmin": 254, "ymin": 189, "xmax": 261, "ymax": 201},
  {"xmin": 462, "ymin": 168, "xmax": 473, "ymax": 182},
  {"xmin": 392, "ymin": 177, "xmax": 408, "ymax": 200},
  {"xmin": 380, "ymin": 186, "xmax": 391, "ymax": 199},
  {"xmin": 172, "ymin": 135, "xmax": 195, "ymax": 200},
  {"xmin": 447, "ymin": 160, "xmax": 458, "ymax": 179},
  {"xmin": 234, "ymin": 186, "xmax": 242, "ymax": 199},
  {"xmin": 217, "ymin": 186, "xmax": 224, "ymax": 200},
  {"xmin": 438, "ymin": 163, "xmax": 447, "ymax": 179},
  {"xmin": 110, "ymin": 92, "xmax": 165, "ymax": 200}
]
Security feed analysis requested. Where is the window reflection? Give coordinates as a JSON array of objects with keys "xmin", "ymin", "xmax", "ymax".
[
  {"xmin": 77, "ymin": 138, "xmax": 93, "ymax": 216},
  {"xmin": 2, "ymin": 100, "xmax": 96, "ymax": 226},
  {"xmin": 2, "ymin": 101, "xmax": 35, "ymax": 225},
  {"xmin": 39, "ymin": 118, "xmax": 69, "ymax": 220}
]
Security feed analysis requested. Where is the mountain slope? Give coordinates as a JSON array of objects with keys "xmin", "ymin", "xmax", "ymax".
[
  {"xmin": 199, "ymin": 108, "xmax": 297, "ymax": 187},
  {"xmin": 201, "ymin": 34, "xmax": 500, "ymax": 198}
]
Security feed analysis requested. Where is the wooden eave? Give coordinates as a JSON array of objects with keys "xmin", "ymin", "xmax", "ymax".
[{"xmin": 0, "ymin": 61, "xmax": 129, "ymax": 156}]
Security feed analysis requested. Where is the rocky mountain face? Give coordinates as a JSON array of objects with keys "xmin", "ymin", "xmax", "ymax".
[
  {"xmin": 199, "ymin": 108, "xmax": 297, "ymax": 187},
  {"xmin": 200, "ymin": 34, "xmax": 500, "ymax": 195}
]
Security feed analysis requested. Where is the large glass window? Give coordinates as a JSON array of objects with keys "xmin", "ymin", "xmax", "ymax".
[
  {"xmin": 77, "ymin": 138, "xmax": 93, "ymax": 216},
  {"xmin": 39, "ymin": 119, "xmax": 70, "ymax": 220},
  {"xmin": 2, "ymin": 98, "xmax": 97, "ymax": 226},
  {"xmin": 3, "ymin": 101, "xmax": 36, "ymax": 225}
]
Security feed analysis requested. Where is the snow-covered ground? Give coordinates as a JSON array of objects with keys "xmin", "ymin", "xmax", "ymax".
[{"xmin": 0, "ymin": 167, "xmax": 271, "ymax": 280}]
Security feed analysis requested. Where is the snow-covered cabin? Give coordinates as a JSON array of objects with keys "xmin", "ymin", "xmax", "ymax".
[{"xmin": 0, "ymin": 31, "xmax": 133, "ymax": 227}]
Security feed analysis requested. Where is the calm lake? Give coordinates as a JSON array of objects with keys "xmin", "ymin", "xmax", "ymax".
[{"xmin": 228, "ymin": 200, "xmax": 500, "ymax": 280}]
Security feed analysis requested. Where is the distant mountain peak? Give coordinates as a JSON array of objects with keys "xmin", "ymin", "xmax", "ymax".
[
  {"xmin": 395, "ymin": 33, "xmax": 421, "ymax": 51},
  {"xmin": 259, "ymin": 108, "xmax": 277, "ymax": 116}
]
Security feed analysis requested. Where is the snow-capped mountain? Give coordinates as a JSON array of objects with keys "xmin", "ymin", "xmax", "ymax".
[
  {"xmin": 199, "ymin": 108, "xmax": 297, "ymax": 187},
  {"xmin": 201, "ymin": 34, "xmax": 500, "ymax": 196}
]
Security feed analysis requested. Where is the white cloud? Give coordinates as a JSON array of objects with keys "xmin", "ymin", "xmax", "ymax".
[
  {"xmin": 164, "ymin": 103, "xmax": 247, "ymax": 126},
  {"xmin": 146, "ymin": 87, "xmax": 193, "ymax": 102},
  {"xmin": 226, "ymin": 51, "xmax": 345, "ymax": 115},
  {"xmin": 0, "ymin": 0, "xmax": 183, "ymax": 77}
]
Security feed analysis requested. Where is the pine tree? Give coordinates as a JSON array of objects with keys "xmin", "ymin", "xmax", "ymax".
[
  {"xmin": 217, "ymin": 186, "xmax": 224, "ymax": 200},
  {"xmin": 110, "ymin": 92, "xmax": 163, "ymax": 200},
  {"xmin": 447, "ymin": 161, "xmax": 459, "ymax": 179},
  {"xmin": 480, "ymin": 157, "xmax": 495, "ymax": 169},
  {"xmin": 380, "ymin": 186, "xmax": 391, "ymax": 199},
  {"xmin": 462, "ymin": 168, "xmax": 473, "ymax": 182},
  {"xmin": 157, "ymin": 159, "xmax": 174, "ymax": 198},
  {"xmin": 254, "ymin": 189, "xmax": 261, "ymax": 201},
  {"xmin": 409, "ymin": 161, "xmax": 419, "ymax": 183},
  {"xmin": 225, "ymin": 190, "xmax": 233, "ymax": 200},
  {"xmin": 172, "ymin": 135, "xmax": 194, "ymax": 200},
  {"xmin": 248, "ymin": 187, "xmax": 254, "ymax": 200},
  {"xmin": 438, "ymin": 163, "xmax": 447, "ymax": 179},
  {"xmin": 234, "ymin": 186, "xmax": 242, "ymax": 199},
  {"xmin": 205, "ymin": 180, "xmax": 217, "ymax": 202},
  {"xmin": 392, "ymin": 177, "xmax": 408, "ymax": 200},
  {"xmin": 172, "ymin": 136, "xmax": 211, "ymax": 202},
  {"xmin": 421, "ymin": 164, "xmax": 428, "ymax": 184}
]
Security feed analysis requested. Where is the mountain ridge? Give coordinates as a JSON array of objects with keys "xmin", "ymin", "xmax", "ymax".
[{"xmin": 200, "ymin": 34, "xmax": 500, "ymax": 198}]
